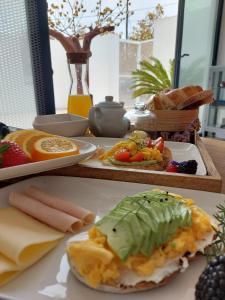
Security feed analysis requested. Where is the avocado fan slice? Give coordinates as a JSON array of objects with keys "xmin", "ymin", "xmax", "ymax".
[{"xmin": 96, "ymin": 190, "xmax": 192, "ymax": 261}]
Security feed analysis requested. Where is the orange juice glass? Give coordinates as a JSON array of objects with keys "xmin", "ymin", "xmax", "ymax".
[
  {"xmin": 68, "ymin": 95, "xmax": 92, "ymax": 118},
  {"xmin": 67, "ymin": 52, "xmax": 92, "ymax": 118}
]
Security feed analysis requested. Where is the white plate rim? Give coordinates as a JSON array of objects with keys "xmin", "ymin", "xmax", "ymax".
[{"xmin": 75, "ymin": 137, "xmax": 207, "ymax": 176}]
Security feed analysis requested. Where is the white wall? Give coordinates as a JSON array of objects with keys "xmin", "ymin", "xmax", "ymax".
[
  {"xmin": 153, "ymin": 16, "xmax": 177, "ymax": 73},
  {"xmin": 89, "ymin": 33, "xmax": 119, "ymax": 104}
]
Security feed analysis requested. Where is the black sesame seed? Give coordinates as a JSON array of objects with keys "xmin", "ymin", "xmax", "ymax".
[{"xmin": 112, "ymin": 228, "xmax": 116, "ymax": 232}]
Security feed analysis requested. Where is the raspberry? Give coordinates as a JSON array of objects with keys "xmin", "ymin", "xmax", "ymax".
[
  {"xmin": 0, "ymin": 140, "xmax": 29, "ymax": 168},
  {"xmin": 166, "ymin": 161, "xmax": 178, "ymax": 172}
]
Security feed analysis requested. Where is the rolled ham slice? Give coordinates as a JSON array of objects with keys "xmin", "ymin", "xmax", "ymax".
[
  {"xmin": 9, "ymin": 192, "xmax": 82, "ymax": 233},
  {"xmin": 25, "ymin": 185, "xmax": 95, "ymax": 224}
]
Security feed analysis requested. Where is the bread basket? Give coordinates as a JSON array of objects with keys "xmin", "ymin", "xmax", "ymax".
[{"xmin": 135, "ymin": 109, "xmax": 199, "ymax": 132}]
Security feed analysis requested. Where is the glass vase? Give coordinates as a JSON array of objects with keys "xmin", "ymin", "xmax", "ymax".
[{"xmin": 67, "ymin": 52, "xmax": 92, "ymax": 118}]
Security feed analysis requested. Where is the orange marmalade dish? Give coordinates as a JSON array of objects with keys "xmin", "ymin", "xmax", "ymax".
[{"xmin": 67, "ymin": 190, "xmax": 214, "ymax": 289}]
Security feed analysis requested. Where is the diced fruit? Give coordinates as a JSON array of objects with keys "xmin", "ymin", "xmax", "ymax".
[
  {"xmin": 146, "ymin": 138, "xmax": 153, "ymax": 148},
  {"xmin": 0, "ymin": 140, "xmax": 29, "ymax": 168},
  {"xmin": 155, "ymin": 140, "xmax": 164, "ymax": 153},
  {"xmin": 153, "ymin": 137, "xmax": 163, "ymax": 145},
  {"xmin": 129, "ymin": 152, "xmax": 144, "ymax": 162},
  {"xmin": 166, "ymin": 160, "xmax": 198, "ymax": 174},
  {"xmin": 114, "ymin": 151, "xmax": 130, "ymax": 162},
  {"xmin": 166, "ymin": 164, "xmax": 178, "ymax": 173},
  {"xmin": 31, "ymin": 136, "xmax": 79, "ymax": 161}
]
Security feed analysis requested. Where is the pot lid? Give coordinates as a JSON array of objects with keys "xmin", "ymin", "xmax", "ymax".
[{"xmin": 95, "ymin": 96, "xmax": 124, "ymax": 108}]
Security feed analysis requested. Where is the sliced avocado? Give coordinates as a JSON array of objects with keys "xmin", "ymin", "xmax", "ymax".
[
  {"xmin": 97, "ymin": 217, "xmax": 135, "ymax": 260},
  {"xmin": 96, "ymin": 190, "xmax": 192, "ymax": 261}
]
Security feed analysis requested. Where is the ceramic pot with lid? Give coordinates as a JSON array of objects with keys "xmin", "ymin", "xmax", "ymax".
[{"xmin": 88, "ymin": 96, "xmax": 130, "ymax": 137}]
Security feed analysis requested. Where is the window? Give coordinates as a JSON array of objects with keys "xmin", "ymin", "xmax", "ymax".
[
  {"xmin": 48, "ymin": 0, "xmax": 178, "ymax": 112},
  {"xmin": 0, "ymin": 0, "xmax": 55, "ymax": 129}
]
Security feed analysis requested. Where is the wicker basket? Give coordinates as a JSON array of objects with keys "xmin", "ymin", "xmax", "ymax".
[{"xmin": 135, "ymin": 109, "xmax": 199, "ymax": 132}]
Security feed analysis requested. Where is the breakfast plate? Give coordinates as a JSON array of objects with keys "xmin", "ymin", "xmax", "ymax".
[
  {"xmin": 76, "ymin": 137, "xmax": 207, "ymax": 176},
  {"xmin": 0, "ymin": 139, "xmax": 96, "ymax": 181},
  {"xmin": 0, "ymin": 175, "xmax": 224, "ymax": 300}
]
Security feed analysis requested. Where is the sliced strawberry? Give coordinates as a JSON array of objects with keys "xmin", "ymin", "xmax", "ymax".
[
  {"xmin": 130, "ymin": 152, "xmax": 144, "ymax": 162},
  {"xmin": 0, "ymin": 141, "xmax": 29, "ymax": 168},
  {"xmin": 146, "ymin": 138, "xmax": 153, "ymax": 148},
  {"xmin": 114, "ymin": 151, "xmax": 130, "ymax": 162},
  {"xmin": 155, "ymin": 140, "xmax": 164, "ymax": 153},
  {"xmin": 166, "ymin": 164, "xmax": 178, "ymax": 172},
  {"xmin": 153, "ymin": 137, "xmax": 163, "ymax": 145}
]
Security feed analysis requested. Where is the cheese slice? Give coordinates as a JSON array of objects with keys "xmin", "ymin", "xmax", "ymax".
[{"xmin": 0, "ymin": 207, "xmax": 64, "ymax": 286}]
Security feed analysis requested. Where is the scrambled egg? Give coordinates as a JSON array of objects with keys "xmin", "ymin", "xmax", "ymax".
[
  {"xmin": 67, "ymin": 197, "xmax": 213, "ymax": 288},
  {"xmin": 99, "ymin": 141, "xmax": 163, "ymax": 162}
]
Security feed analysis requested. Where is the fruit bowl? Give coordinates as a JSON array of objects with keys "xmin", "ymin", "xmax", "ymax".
[{"xmin": 33, "ymin": 113, "xmax": 89, "ymax": 137}]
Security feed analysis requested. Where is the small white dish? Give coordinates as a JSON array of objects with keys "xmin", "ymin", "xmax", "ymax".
[{"xmin": 33, "ymin": 114, "xmax": 88, "ymax": 137}]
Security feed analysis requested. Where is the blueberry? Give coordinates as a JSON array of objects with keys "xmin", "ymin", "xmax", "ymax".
[{"xmin": 170, "ymin": 160, "xmax": 179, "ymax": 166}]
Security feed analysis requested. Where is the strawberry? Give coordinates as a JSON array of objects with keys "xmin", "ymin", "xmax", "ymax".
[
  {"xmin": 0, "ymin": 141, "xmax": 29, "ymax": 168},
  {"xmin": 166, "ymin": 161, "xmax": 179, "ymax": 173}
]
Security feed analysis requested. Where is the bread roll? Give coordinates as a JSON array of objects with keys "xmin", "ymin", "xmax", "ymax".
[
  {"xmin": 177, "ymin": 90, "xmax": 214, "ymax": 110},
  {"xmin": 148, "ymin": 85, "xmax": 203, "ymax": 110}
]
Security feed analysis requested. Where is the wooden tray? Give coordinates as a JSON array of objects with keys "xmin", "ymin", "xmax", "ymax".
[{"xmin": 42, "ymin": 136, "xmax": 222, "ymax": 193}]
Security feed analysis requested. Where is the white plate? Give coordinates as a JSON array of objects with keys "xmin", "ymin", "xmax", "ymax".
[
  {"xmin": 0, "ymin": 176, "xmax": 224, "ymax": 300},
  {"xmin": 77, "ymin": 137, "xmax": 207, "ymax": 176},
  {"xmin": 0, "ymin": 139, "xmax": 96, "ymax": 181}
]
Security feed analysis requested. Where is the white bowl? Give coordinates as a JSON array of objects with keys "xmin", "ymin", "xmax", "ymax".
[{"xmin": 33, "ymin": 113, "xmax": 89, "ymax": 137}]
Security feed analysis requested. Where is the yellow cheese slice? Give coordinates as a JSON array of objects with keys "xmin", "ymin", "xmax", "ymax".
[{"xmin": 0, "ymin": 207, "xmax": 64, "ymax": 286}]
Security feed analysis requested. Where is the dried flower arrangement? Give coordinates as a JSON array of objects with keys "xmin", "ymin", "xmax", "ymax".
[{"xmin": 48, "ymin": 0, "xmax": 133, "ymax": 57}]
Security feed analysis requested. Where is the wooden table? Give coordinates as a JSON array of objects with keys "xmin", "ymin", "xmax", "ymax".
[
  {"xmin": 201, "ymin": 137, "xmax": 225, "ymax": 193},
  {"xmin": 0, "ymin": 137, "xmax": 225, "ymax": 193}
]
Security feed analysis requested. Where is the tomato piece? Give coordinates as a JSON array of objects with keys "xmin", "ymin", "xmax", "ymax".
[
  {"xmin": 129, "ymin": 152, "xmax": 144, "ymax": 162},
  {"xmin": 155, "ymin": 140, "xmax": 164, "ymax": 153},
  {"xmin": 114, "ymin": 151, "xmax": 130, "ymax": 162},
  {"xmin": 146, "ymin": 138, "xmax": 153, "ymax": 148}
]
